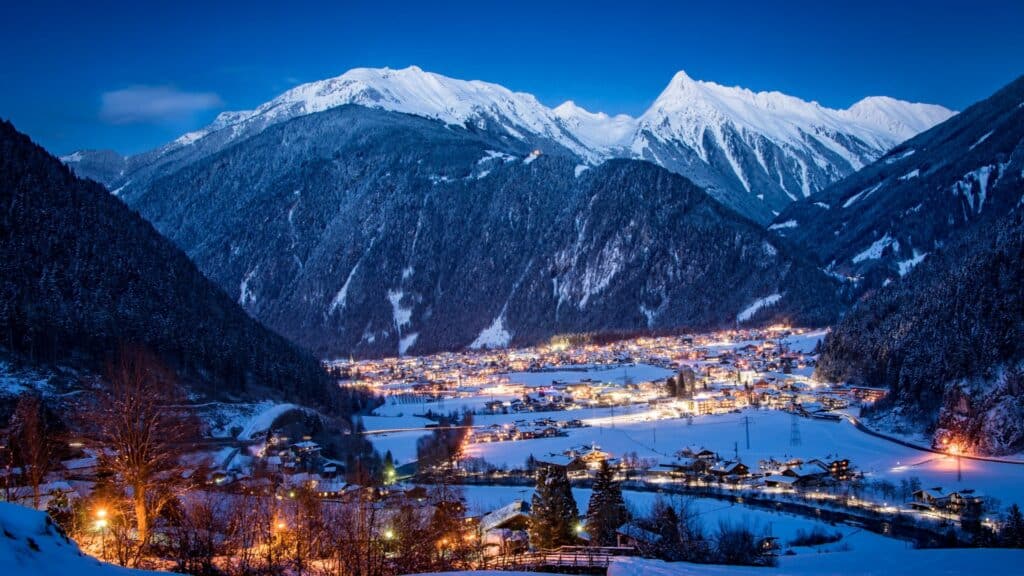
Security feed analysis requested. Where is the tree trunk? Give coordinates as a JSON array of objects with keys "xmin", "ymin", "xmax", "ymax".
[{"xmin": 134, "ymin": 486, "xmax": 148, "ymax": 545}]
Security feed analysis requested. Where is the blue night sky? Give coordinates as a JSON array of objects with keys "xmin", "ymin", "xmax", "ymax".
[{"xmin": 2, "ymin": 0, "xmax": 1022, "ymax": 155}]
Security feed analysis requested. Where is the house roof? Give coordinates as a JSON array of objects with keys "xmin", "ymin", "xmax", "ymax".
[
  {"xmin": 481, "ymin": 500, "xmax": 531, "ymax": 533},
  {"xmin": 616, "ymin": 522, "xmax": 663, "ymax": 543}
]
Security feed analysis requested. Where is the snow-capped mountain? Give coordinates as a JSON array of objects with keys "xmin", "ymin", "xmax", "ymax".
[
  {"xmin": 775, "ymin": 74, "xmax": 1024, "ymax": 290},
  {"xmin": 169, "ymin": 65, "xmax": 598, "ymax": 161},
  {"xmin": 67, "ymin": 66, "xmax": 952, "ymax": 223},
  {"xmin": 628, "ymin": 71, "xmax": 954, "ymax": 222},
  {"xmin": 115, "ymin": 105, "xmax": 842, "ymax": 358}
]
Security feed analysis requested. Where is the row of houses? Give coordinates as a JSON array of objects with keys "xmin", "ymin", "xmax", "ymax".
[{"xmin": 657, "ymin": 447, "xmax": 854, "ymax": 487}]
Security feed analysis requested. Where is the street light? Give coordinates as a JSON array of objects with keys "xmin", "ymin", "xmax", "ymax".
[
  {"xmin": 94, "ymin": 507, "xmax": 108, "ymax": 561},
  {"xmin": 949, "ymin": 444, "xmax": 962, "ymax": 482}
]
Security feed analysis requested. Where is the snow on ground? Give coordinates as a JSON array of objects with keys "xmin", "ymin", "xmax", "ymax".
[
  {"xmin": 781, "ymin": 329, "xmax": 828, "ymax": 354},
  {"xmin": 235, "ymin": 402, "xmax": 307, "ymax": 440},
  {"xmin": 367, "ymin": 430, "xmax": 431, "ymax": 464},
  {"xmin": 360, "ymin": 415, "xmax": 436, "ymax": 431},
  {"xmin": 852, "ymin": 234, "xmax": 895, "ymax": 263},
  {"xmin": 736, "ymin": 294, "xmax": 782, "ymax": 323},
  {"xmin": 0, "ymin": 360, "xmax": 54, "ymax": 397},
  {"xmin": 768, "ymin": 220, "xmax": 798, "ymax": 230},
  {"xmin": 897, "ymin": 251, "xmax": 928, "ymax": 276},
  {"xmin": 505, "ymin": 364, "xmax": 673, "ymax": 388},
  {"xmin": 842, "ymin": 182, "xmax": 884, "ymax": 209},
  {"xmin": 0, "ymin": 502, "xmax": 164, "ymax": 576},
  {"xmin": 372, "ymin": 394, "xmax": 521, "ymax": 418},
  {"xmin": 469, "ymin": 316, "xmax": 512, "ymax": 350},
  {"xmin": 608, "ymin": 549, "xmax": 1024, "ymax": 576},
  {"xmin": 407, "ymin": 545, "xmax": 1024, "ymax": 576},
  {"xmin": 465, "ymin": 409, "xmax": 1024, "ymax": 504},
  {"xmin": 462, "ymin": 484, "xmax": 882, "ymax": 546},
  {"xmin": 399, "ymin": 333, "xmax": 419, "ymax": 356}
]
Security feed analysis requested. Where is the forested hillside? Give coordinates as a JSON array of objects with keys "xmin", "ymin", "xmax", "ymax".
[{"xmin": 0, "ymin": 120, "xmax": 348, "ymax": 409}]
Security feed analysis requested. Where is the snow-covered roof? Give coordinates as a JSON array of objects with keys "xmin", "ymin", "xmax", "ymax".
[{"xmin": 480, "ymin": 500, "xmax": 530, "ymax": 533}]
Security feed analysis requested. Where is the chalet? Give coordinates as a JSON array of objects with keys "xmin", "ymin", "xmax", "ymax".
[
  {"xmin": 316, "ymin": 480, "xmax": 349, "ymax": 499},
  {"xmin": 578, "ymin": 445, "xmax": 611, "ymax": 469},
  {"xmin": 61, "ymin": 456, "xmax": 98, "ymax": 478},
  {"xmin": 809, "ymin": 458, "xmax": 852, "ymax": 480},
  {"xmin": 535, "ymin": 454, "xmax": 575, "ymax": 470},
  {"xmin": 709, "ymin": 460, "xmax": 749, "ymax": 478},
  {"xmin": 678, "ymin": 447, "xmax": 717, "ymax": 461},
  {"xmin": 851, "ymin": 386, "xmax": 888, "ymax": 403},
  {"xmin": 782, "ymin": 462, "xmax": 830, "ymax": 486},
  {"xmin": 481, "ymin": 500, "xmax": 531, "ymax": 556},
  {"xmin": 763, "ymin": 475, "xmax": 798, "ymax": 489},
  {"xmin": 662, "ymin": 457, "xmax": 711, "ymax": 477},
  {"xmin": 912, "ymin": 488, "xmax": 985, "ymax": 515},
  {"xmin": 616, "ymin": 522, "xmax": 662, "ymax": 549}
]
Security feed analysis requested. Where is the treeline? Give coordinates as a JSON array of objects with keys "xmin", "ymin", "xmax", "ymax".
[
  {"xmin": 0, "ymin": 120, "xmax": 348, "ymax": 410},
  {"xmin": 528, "ymin": 461, "xmax": 776, "ymax": 567},
  {"xmin": 816, "ymin": 210, "xmax": 1024, "ymax": 428}
]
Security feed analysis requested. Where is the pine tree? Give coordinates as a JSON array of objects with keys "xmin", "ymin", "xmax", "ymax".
[
  {"xmin": 383, "ymin": 450, "xmax": 396, "ymax": 484},
  {"xmin": 530, "ymin": 465, "xmax": 579, "ymax": 548},
  {"xmin": 1003, "ymin": 503, "xmax": 1024, "ymax": 547},
  {"xmin": 664, "ymin": 376, "xmax": 678, "ymax": 397},
  {"xmin": 586, "ymin": 460, "xmax": 630, "ymax": 546},
  {"xmin": 650, "ymin": 499, "xmax": 683, "ymax": 560}
]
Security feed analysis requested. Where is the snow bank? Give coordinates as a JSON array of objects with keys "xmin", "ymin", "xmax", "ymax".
[{"xmin": 0, "ymin": 502, "xmax": 164, "ymax": 576}]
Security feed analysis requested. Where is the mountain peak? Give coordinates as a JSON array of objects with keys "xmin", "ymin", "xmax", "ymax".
[{"xmin": 843, "ymin": 96, "xmax": 955, "ymax": 141}]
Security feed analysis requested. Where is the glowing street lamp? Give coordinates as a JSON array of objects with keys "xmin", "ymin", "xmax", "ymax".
[
  {"xmin": 949, "ymin": 443, "xmax": 963, "ymax": 482},
  {"xmin": 94, "ymin": 507, "xmax": 109, "ymax": 560}
]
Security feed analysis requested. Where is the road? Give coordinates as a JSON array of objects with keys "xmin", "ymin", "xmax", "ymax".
[{"xmin": 844, "ymin": 414, "xmax": 1024, "ymax": 465}]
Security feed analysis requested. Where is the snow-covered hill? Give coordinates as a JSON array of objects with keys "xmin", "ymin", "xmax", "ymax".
[
  {"xmin": 0, "ymin": 503, "xmax": 164, "ymax": 576},
  {"xmin": 66, "ymin": 66, "xmax": 952, "ymax": 223}
]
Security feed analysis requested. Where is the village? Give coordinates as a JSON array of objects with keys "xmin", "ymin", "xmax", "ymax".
[{"xmin": 3, "ymin": 325, "xmax": 1020, "ymax": 571}]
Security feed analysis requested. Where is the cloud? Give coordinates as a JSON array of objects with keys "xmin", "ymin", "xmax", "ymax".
[{"xmin": 100, "ymin": 85, "xmax": 223, "ymax": 124}]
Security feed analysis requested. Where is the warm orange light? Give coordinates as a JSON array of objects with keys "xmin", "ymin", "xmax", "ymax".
[
  {"xmin": 96, "ymin": 507, "xmax": 108, "ymax": 519},
  {"xmin": 276, "ymin": 521, "xmax": 287, "ymax": 531},
  {"xmin": 949, "ymin": 444, "xmax": 960, "ymax": 455}
]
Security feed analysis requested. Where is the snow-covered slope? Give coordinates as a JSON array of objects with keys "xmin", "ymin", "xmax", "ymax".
[
  {"xmin": 171, "ymin": 65, "xmax": 598, "ymax": 161},
  {"xmin": 776, "ymin": 74, "xmax": 1024, "ymax": 288},
  {"xmin": 629, "ymin": 71, "xmax": 954, "ymax": 221},
  {"xmin": 0, "ymin": 502, "xmax": 164, "ymax": 576},
  {"xmin": 67, "ymin": 66, "xmax": 952, "ymax": 224}
]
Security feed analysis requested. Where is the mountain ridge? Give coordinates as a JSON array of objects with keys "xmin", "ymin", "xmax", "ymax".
[
  {"xmin": 64, "ymin": 65, "xmax": 953, "ymax": 223},
  {"xmin": 116, "ymin": 104, "xmax": 843, "ymax": 358}
]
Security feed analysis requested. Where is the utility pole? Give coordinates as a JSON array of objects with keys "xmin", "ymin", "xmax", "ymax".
[
  {"xmin": 790, "ymin": 413, "xmax": 802, "ymax": 447},
  {"xmin": 744, "ymin": 415, "xmax": 751, "ymax": 450}
]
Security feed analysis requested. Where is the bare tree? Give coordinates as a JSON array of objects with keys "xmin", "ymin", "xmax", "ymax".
[
  {"xmin": 8, "ymin": 392, "xmax": 58, "ymax": 509},
  {"xmin": 79, "ymin": 345, "xmax": 199, "ymax": 561}
]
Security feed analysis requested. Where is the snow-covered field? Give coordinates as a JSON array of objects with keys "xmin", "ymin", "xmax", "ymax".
[
  {"xmin": 372, "ymin": 394, "xmax": 520, "ymax": 418},
  {"xmin": 410, "ymin": 545, "xmax": 1024, "ymax": 576},
  {"xmin": 461, "ymin": 484, "xmax": 882, "ymax": 547},
  {"xmin": 505, "ymin": 364, "xmax": 674, "ymax": 388},
  {"xmin": 465, "ymin": 409, "xmax": 1024, "ymax": 505},
  {"xmin": 607, "ymin": 549, "xmax": 1024, "ymax": 576}
]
